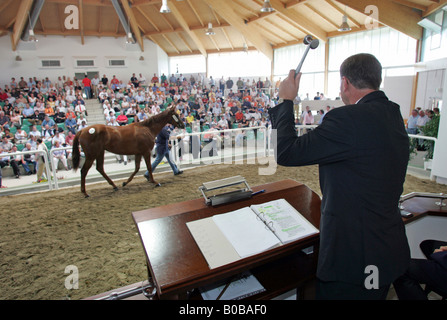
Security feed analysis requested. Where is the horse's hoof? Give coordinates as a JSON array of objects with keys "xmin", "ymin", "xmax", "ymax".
[
  {"xmin": 113, "ymin": 187, "xmax": 119, "ymax": 191},
  {"xmin": 155, "ymin": 183, "xmax": 161, "ymax": 188},
  {"xmin": 84, "ymin": 194, "xmax": 90, "ymax": 198},
  {"xmin": 122, "ymin": 182, "xmax": 127, "ymax": 187}
]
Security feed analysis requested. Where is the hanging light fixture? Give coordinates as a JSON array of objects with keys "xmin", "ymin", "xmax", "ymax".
[
  {"xmin": 260, "ymin": 0, "xmax": 274, "ymax": 13},
  {"xmin": 205, "ymin": 22, "xmax": 215, "ymax": 35},
  {"xmin": 126, "ymin": 32, "xmax": 135, "ymax": 43},
  {"xmin": 27, "ymin": 11, "xmax": 38, "ymax": 42},
  {"xmin": 28, "ymin": 29, "xmax": 38, "ymax": 42},
  {"xmin": 338, "ymin": 6, "xmax": 351, "ymax": 32},
  {"xmin": 160, "ymin": 0, "xmax": 171, "ymax": 13},
  {"xmin": 338, "ymin": 15, "xmax": 351, "ymax": 32}
]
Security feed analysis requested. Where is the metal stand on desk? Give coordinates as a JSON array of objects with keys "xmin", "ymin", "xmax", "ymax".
[{"xmin": 199, "ymin": 175, "xmax": 253, "ymax": 206}]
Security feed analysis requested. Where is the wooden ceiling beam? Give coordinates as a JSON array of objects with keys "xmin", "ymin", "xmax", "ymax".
[
  {"xmin": 423, "ymin": 0, "xmax": 447, "ymax": 17},
  {"xmin": 325, "ymin": 0, "xmax": 361, "ymax": 28},
  {"xmin": 79, "ymin": 0, "xmax": 85, "ymax": 45},
  {"xmin": 120, "ymin": 0, "xmax": 144, "ymax": 51},
  {"xmin": 269, "ymin": 0, "xmax": 327, "ymax": 41},
  {"xmin": 336, "ymin": 0, "xmax": 423, "ymax": 39},
  {"xmin": 10, "ymin": 0, "xmax": 33, "ymax": 51},
  {"xmin": 167, "ymin": 0, "xmax": 208, "ymax": 57},
  {"xmin": 203, "ymin": 0, "xmax": 273, "ymax": 60},
  {"xmin": 45, "ymin": 0, "xmax": 113, "ymax": 6},
  {"xmin": 305, "ymin": 3, "xmax": 340, "ymax": 29}
]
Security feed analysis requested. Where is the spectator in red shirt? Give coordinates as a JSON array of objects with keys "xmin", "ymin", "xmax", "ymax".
[
  {"xmin": 116, "ymin": 113, "xmax": 128, "ymax": 126},
  {"xmin": 82, "ymin": 75, "xmax": 92, "ymax": 99},
  {"xmin": 235, "ymin": 109, "xmax": 244, "ymax": 123},
  {"xmin": 0, "ymin": 90, "xmax": 8, "ymax": 101},
  {"xmin": 110, "ymin": 76, "xmax": 120, "ymax": 91}
]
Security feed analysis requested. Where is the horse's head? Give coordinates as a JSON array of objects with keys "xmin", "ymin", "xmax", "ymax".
[{"xmin": 167, "ymin": 105, "xmax": 185, "ymax": 129}]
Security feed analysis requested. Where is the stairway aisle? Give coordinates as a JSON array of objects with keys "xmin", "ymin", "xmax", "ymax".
[{"xmin": 84, "ymin": 98, "xmax": 106, "ymax": 125}]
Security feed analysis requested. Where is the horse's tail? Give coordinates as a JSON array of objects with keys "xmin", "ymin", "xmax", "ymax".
[{"xmin": 72, "ymin": 131, "xmax": 82, "ymax": 171}]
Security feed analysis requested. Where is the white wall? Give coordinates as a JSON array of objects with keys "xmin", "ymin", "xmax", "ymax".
[
  {"xmin": 413, "ymin": 58, "xmax": 447, "ymax": 184},
  {"xmin": 0, "ymin": 35, "xmax": 168, "ymax": 87},
  {"xmin": 383, "ymin": 75, "xmax": 415, "ymax": 119},
  {"xmin": 431, "ymin": 61, "xmax": 447, "ymax": 184}
]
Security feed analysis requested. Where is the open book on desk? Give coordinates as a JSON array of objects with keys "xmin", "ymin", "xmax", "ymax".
[{"xmin": 186, "ymin": 199, "xmax": 319, "ymax": 269}]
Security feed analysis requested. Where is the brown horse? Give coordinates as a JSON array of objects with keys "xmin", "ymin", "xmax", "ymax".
[{"xmin": 72, "ymin": 105, "xmax": 185, "ymax": 197}]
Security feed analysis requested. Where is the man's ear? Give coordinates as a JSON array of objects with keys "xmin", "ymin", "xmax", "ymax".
[{"xmin": 340, "ymin": 76, "xmax": 349, "ymax": 92}]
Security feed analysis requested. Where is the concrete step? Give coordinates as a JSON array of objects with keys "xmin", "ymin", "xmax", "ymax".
[{"xmin": 84, "ymin": 99, "xmax": 106, "ymax": 125}]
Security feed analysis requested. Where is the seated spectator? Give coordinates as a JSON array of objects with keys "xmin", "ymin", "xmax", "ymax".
[
  {"xmin": 0, "ymin": 111, "xmax": 10, "ymax": 130},
  {"xmin": 28, "ymin": 109, "xmax": 43, "ymax": 126},
  {"xmin": 105, "ymin": 111, "xmax": 115, "ymax": 124},
  {"xmin": 394, "ymin": 239, "xmax": 447, "ymax": 300},
  {"xmin": 64, "ymin": 130, "xmax": 74, "ymax": 147},
  {"xmin": 110, "ymin": 75, "xmax": 120, "ymax": 91},
  {"xmin": 52, "ymin": 141, "xmax": 69, "ymax": 171},
  {"xmin": 136, "ymin": 108, "xmax": 148, "ymax": 122},
  {"xmin": 74, "ymin": 100, "xmax": 88, "ymax": 117},
  {"xmin": 125, "ymin": 106, "xmax": 137, "ymax": 118},
  {"xmin": 22, "ymin": 104, "xmax": 35, "ymax": 119},
  {"xmin": 41, "ymin": 124, "xmax": 55, "ymax": 141},
  {"xmin": 76, "ymin": 114, "xmax": 87, "ymax": 128},
  {"xmin": 65, "ymin": 108, "xmax": 76, "ymax": 120},
  {"xmin": 22, "ymin": 142, "xmax": 37, "ymax": 174},
  {"xmin": 11, "ymin": 144, "xmax": 32, "ymax": 176},
  {"xmin": 51, "ymin": 130, "xmax": 65, "ymax": 146},
  {"xmin": 98, "ymin": 89, "xmax": 108, "ymax": 103},
  {"xmin": 10, "ymin": 110, "xmax": 22, "ymax": 128},
  {"xmin": 78, "ymin": 120, "xmax": 88, "ymax": 131},
  {"xmin": 14, "ymin": 126, "xmax": 28, "ymax": 144},
  {"xmin": 0, "ymin": 141, "xmax": 20, "ymax": 178},
  {"xmin": 28, "ymin": 125, "xmax": 41, "ymax": 138},
  {"xmin": 54, "ymin": 107, "xmax": 67, "ymax": 124},
  {"xmin": 0, "ymin": 135, "xmax": 13, "ymax": 152},
  {"xmin": 64, "ymin": 114, "xmax": 77, "ymax": 134},
  {"xmin": 44, "ymin": 103, "xmax": 55, "ymax": 117},
  {"xmin": 116, "ymin": 113, "xmax": 128, "ymax": 126},
  {"xmin": 1, "ymin": 128, "xmax": 13, "ymax": 143},
  {"xmin": 235, "ymin": 108, "xmax": 244, "ymax": 123},
  {"xmin": 41, "ymin": 115, "xmax": 56, "ymax": 129}
]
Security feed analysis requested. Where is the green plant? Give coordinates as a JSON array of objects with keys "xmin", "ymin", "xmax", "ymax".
[{"xmin": 420, "ymin": 114, "xmax": 440, "ymax": 160}]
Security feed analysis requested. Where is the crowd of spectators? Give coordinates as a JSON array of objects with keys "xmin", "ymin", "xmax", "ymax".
[
  {"xmin": 0, "ymin": 72, "xmax": 283, "ymax": 185},
  {"xmin": 0, "ymin": 75, "xmax": 91, "ymax": 183}
]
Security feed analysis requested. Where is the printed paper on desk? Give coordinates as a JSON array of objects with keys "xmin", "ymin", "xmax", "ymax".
[
  {"xmin": 250, "ymin": 199, "xmax": 319, "ymax": 244},
  {"xmin": 212, "ymin": 207, "xmax": 281, "ymax": 258}
]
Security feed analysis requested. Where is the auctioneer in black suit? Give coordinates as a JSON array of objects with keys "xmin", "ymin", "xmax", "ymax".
[{"xmin": 268, "ymin": 90, "xmax": 411, "ymax": 290}]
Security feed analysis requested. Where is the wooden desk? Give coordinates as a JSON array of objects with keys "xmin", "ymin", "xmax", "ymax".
[
  {"xmin": 132, "ymin": 179, "xmax": 321, "ymax": 300},
  {"xmin": 400, "ymin": 193, "xmax": 447, "ymax": 224}
]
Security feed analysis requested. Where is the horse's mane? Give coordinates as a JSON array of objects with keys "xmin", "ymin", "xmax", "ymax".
[{"xmin": 137, "ymin": 108, "xmax": 170, "ymax": 127}]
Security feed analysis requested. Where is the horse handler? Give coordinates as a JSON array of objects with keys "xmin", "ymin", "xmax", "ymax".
[{"xmin": 144, "ymin": 124, "xmax": 183, "ymax": 179}]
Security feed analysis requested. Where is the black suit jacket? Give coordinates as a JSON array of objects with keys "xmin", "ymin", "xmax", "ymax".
[{"xmin": 269, "ymin": 90, "xmax": 411, "ymax": 286}]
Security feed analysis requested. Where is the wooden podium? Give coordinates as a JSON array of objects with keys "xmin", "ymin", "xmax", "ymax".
[{"xmin": 132, "ymin": 179, "xmax": 321, "ymax": 300}]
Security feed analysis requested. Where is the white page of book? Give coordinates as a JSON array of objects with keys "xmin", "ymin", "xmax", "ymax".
[
  {"xmin": 250, "ymin": 199, "xmax": 319, "ymax": 244},
  {"xmin": 186, "ymin": 217, "xmax": 241, "ymax": 269},
  {"xmin": 212, "ymin": 207, "xmax": 281, "ymax": 258}
]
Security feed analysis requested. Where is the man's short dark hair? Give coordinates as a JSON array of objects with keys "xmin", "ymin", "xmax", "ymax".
[{"xmin": 340, "ymin": 53, "xmax": 382, "ymax": 90}]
